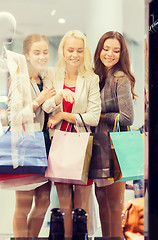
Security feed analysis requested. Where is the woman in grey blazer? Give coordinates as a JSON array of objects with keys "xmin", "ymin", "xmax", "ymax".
[
  {"xmin": 13, "ymin": 34, "xmax": 55, "ymax": 238},
  {"xmin": 93, "ymin": 31, "xmax": 136, "ymax": 239},
  {"xmin": 43, "ymin": 30, "xmax": 101, "ymax": 238}
]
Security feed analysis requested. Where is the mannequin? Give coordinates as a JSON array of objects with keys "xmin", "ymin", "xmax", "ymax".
[
  {"xmin": 0, "ymin": 12, "xmax": 16, "ymax": 53},
  {"xmin": 0, "ymin": 12, "xmax": 34, "ymax": 134},
  {"xmin": 0, "ymin": 12, "xmax": 16, "ymax": 130}
]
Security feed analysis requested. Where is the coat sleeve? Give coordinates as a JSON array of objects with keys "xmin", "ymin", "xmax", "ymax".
[
  {"xmin": 42, "ymin": 67, "xmax": 59, "ymax": 113},
  {"xmin": 75, "ymin": 74, "xmax": 101, "ymax": 127},
  {"xmin": 105, "ymin": 76, "xmax": 134, "ymax": 127}
]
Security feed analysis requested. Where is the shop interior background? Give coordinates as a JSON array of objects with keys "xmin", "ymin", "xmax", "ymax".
[{"xmin": 0, "ymin": 0, "xmax": 145, "ymax": 239}]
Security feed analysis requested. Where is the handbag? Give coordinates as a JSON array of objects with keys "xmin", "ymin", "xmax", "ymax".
[
  {"xmin": 122, "ymin": 197, "xmax": 144, "ymax": 240},
  {"xmin": 0, "ymin": 128, "xmax": 47, "ymax": 174},
  {"xmin": 45, "ymin": 122, "xmax": 93, "ymax": 185},
  {"xmin": 110, "ymin": 114, "xmax": 144, "ymax": 182},
  {"xmin": 78, "ymin": 114, "xmax": 113, "ymax": 179}
]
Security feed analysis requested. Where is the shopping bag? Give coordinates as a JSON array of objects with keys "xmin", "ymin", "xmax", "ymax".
[
  {"xmin": 111, "ymin": 142, "xmax": 122, "ymax": 181},
  {"xmin": 0, "ymin": 173, "xmax": 48, "ymax": 190},
  {"xmin": 45, "ymin": 129, "xmax": 92, "ymax": 184},
  {"xmin": 78, "ymin": 114, "xmax": 113, "ymax": 179},
  {"xmin": 88, "ymin": 132, "xmax": 113, "ymax": 179},
  {"xmin": 0, "ymin": 131, "xmax": 47, "ymax": 174},
  {"xmin": 110, "ymin": 115, "xmax": 144, "ymax": 182}
]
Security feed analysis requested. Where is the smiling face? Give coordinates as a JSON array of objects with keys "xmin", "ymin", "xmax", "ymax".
[
  {"xmin": 100, "ymin": 38, "xmax": 121, "ymax": 71},
  {"xmin": 26, "ymin": 40, "xmax": 49, "ymax": 71},
  {"xmin": 63, "ymin": 37, "xmax": 84, "ymax": 70}
]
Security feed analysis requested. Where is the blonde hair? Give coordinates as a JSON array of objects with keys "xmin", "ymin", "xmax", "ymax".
[{"xmin": 56, "ymin": 30, "xmax": 93, "ymax": 77}]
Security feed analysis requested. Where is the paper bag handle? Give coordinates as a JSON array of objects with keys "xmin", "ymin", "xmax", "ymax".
[
  {"xmin": 113, "ymin": 114, "xmax": 131, "ymax": 132},
  {"xmin": 78, "ymin": 113, "xmax": 88, "ymax": 132},
  {"xmin": 113, "ymin": 114, "xmax": 120, "ymax": 132}
]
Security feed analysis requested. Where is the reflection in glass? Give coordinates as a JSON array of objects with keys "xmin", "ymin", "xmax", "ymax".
[{"xmin": 0, "ymin": 0, "xmax": 145, "ymax": 239}]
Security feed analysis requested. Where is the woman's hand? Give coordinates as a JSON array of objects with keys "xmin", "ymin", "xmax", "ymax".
[
  {"xmin": 55, "ymin": 89, "xmax": 76, "ymax": 106},
  {"xmin": 62, "ymin": 89, "xmax": 76, "ymax": 103},
  {"xmin": 36, "ymin": 87, "xmax": 56, "ymax": 106},
  {"xmin": 47, "ymin": 112, "xmax": 75, "ymax": 129},
  {"xmin": 47, "ymin": 112, "xmax": 63, "ymax": 129}
]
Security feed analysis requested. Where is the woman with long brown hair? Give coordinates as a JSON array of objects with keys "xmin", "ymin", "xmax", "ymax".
[{"xmin": 93, "ymin": 31, "xmax": 136, "ymax": 239}]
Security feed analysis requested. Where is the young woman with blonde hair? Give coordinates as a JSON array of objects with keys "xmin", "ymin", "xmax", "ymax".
[{"xmin": 43, "ymin": 30, "xmax": 101, "ymax": 238}]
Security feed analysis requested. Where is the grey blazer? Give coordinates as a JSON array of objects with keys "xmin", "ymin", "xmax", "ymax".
[
  {"xmin": 42, "ymin": 67, "xmax": 101, "ymax": 138},
  {"xmin": 96, "ymin": 71, "xmax": 134, "ymax": 133}
]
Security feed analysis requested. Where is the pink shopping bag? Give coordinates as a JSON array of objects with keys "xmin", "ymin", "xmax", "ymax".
[{"xmin": 45, "ymin": 129, "xmax": 90, "ymax": 185}]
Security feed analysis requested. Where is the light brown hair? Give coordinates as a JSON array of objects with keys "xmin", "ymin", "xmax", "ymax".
[{"xmin": 23, "ymin": 33, "xmax": 49, "ymax": 55}]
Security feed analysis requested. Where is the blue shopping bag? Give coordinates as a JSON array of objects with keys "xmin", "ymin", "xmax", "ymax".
[
  {"xmin": 110, "ymin": 115, "xmax": 144, "ymax": 182},
  {"xmin": 0, "ymin": 131, "xmax": 47, "ymax": 174}
]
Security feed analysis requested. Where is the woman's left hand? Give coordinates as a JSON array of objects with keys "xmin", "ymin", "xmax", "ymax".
[{"xmin": 47, "ymin": 112, "xmax": 63, "ymax": 128}]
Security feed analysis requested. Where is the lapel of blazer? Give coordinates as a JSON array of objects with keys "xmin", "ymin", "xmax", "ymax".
[
  {"xmin": 72, "ymin": 74, "xmax": 84, "ymax": 112},
  {"xmin": 31, "ymin": 79, "xmax": 40, "ymax": 97},
  {"xmin": 55, "ymin": 74, "xmax": 65, "ymax": 112}
]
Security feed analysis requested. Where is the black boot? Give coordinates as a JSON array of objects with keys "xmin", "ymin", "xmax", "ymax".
[
  {"xmin": 72, "ymin": 208, "xmax": 88, "ymax": 240},
  {"xmin": 48, "ymin": 208, "xmax": 65, "ymax": 240}
]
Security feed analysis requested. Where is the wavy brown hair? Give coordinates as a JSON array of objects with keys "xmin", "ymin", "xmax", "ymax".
[{"xmin": 94, "ymin": 31, "xmax": 137, "ymax": 99}]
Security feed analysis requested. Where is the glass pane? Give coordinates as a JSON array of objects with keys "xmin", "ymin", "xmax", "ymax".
[{"xmin": 0, "ymin": 0, "xmax": 146, "ymax": 239}]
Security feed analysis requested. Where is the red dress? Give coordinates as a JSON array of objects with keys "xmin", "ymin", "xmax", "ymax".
[{"xmin": 59, "ymin": 84, "xmax": 93, "ymax": 186}]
